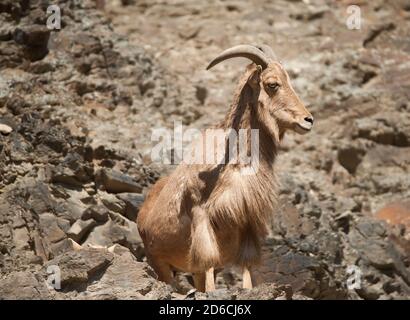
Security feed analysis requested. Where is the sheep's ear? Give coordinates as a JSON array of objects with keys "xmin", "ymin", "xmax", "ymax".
[{"xmin": 247, "ymin": 65, "xmax": 262, "ymax": 90}]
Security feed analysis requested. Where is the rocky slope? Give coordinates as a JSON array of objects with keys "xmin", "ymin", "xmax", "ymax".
[{"xmin": 0, "ymin": 0, "xmax": 409, "ymax": 299}]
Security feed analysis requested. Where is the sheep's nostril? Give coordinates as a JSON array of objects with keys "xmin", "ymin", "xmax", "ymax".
[{"xmin": 304, "ymin": 117, "xmax": 314, "ymax": 124}]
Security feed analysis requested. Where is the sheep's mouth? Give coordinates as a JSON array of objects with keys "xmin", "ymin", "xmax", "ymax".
[{"xmin": 295, "ymin": 122, "xmax": 312, "ymax": 134}]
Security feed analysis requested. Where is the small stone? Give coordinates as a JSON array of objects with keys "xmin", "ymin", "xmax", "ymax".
[
  {"xmin": 178, "ymin": 25, "xmax": 201, "ymax": 40},
  {"xmin": 39, "ymin": 213, "xmax": 67, "ymax": 244},
  {"xmin": 0, "ymin": 123, "xmax": 12, "ymax": 134},
  {"xmin": 82, "ymin": 205, "xmax": 109, "ymax": 223},
  {"xmin": 13, "ymin": 25, "xmax": 51, "ymax": 61},
  {"xmin": 5, "ymin": 95, "xmax": 31, "ymax": 115},
  {"xmin": 0, "ymin": 22, "xmax": 13, "ymax": 41},
  {"xmin": 195, "ymin": 85, "xmax": 208, "ymax": 105},
  {"xmin": 337, "ymin": 141, "xmax": 367, "ymax": 175},
  {"xmin": 67, "ymin": 219, "xmax": 97, "ymax": 243},
  {"xmin": 13, "ymin": 227, "xmax": 30, "ymax": 250},
  {"xmin": 116, "ymin": 193, "xmax": 145, "ymax": 221},
  {"xmin": 13, "ymin": 25, "xmax": 50, "ymax": 47},
  {"xmin": 43, "ymin": 249, "xmax": 114, "ymax": 288},
  {"xmin": 84, "ymin": 218, "xmax": 144, "ymax": 260},
  {"xmin": 0, "ymin": 271, "xmax": 51, "ymax": 299},
  {"xmin": 12, "ymin": 216, "xmax": 26, "ymax": 229},
  {"xmin": 50, "ymin": 238, "xmax": 83, "ymax": 256},
  {"xmin": 28, "ymin": 61, "xmax": 54, "ymax": 74},
  {"xmin": 97, "ymin": 169, "xmax": 142, "ymax": 194},
  {"xmin": 81, "ymin": 251, "xmax": 169, "ymax": 299},
  {"xmin": 100, "ymin": 192, "xmax": 126, "ymax": 214}
]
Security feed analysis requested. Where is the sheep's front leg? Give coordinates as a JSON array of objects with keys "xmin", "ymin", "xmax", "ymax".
[
  {"xmin": 205, "ymin": 267, "xmax": 215, "ymax": 292},
  {"xmin": 242, "ymin": 266, "xmax": 253, "ymax": 289}
]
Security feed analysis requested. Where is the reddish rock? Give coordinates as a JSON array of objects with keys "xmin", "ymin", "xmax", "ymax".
[{"xmin": 376, "ymin": 201, "xmax": 410, "ymax": 229}]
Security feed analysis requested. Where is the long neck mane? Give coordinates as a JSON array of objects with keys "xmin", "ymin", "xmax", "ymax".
[{"xmin": 203, "ymin": 68, "xmax": 280, "ymax": 255}]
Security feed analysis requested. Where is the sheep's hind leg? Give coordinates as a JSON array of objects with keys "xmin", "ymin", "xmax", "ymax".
[
  {"xmin": 147, "ymin": 255, "xmax": 174, "ymax": 285},
  {"xmin": 242, "ymin": 266, "xmax": 253, "ymax": 289},
  {"xmin": 192, "ymin": 272, "xmax": 205, "ymax": 292},
  {"xmin": 205, "ymin": 267, "xmax": 215, "ymax": 292}
]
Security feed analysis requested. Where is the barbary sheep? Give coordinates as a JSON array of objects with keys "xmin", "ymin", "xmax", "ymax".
[{"xmin": 137, "ymin": 44, "xmax": 314, "ymax": 292}]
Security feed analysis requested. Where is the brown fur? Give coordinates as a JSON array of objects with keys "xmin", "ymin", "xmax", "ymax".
[{"xmin": 137, "ymin": 61, "xmax": 313, "ymax": 291}]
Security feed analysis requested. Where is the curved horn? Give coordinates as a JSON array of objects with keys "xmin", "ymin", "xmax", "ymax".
[
  {"xmin": 254, "ymin": 44, "xmax": 277, "ymax": 61},
  {"xmin": 206, "ymin": 45, "xmax": 270, "ymax": 70}
]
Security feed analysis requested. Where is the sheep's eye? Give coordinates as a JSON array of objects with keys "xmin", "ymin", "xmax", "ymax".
[{"xmin": 267, "ymin": 82, "xmax": 280, "ymax": 90}]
